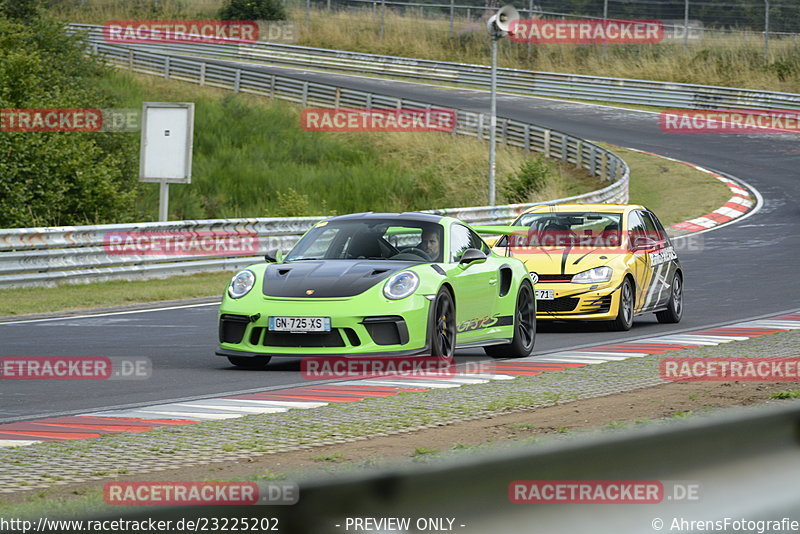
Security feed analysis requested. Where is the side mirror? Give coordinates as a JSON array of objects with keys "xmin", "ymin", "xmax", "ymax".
[
  {"xmin": 632, "ymin": 236, "xmax": 658, "ymax": 251},
  {"xmin": 459, "ymin": 248, "xmax": 487, "ymax": 267},
  {"xmin": 264, "ymin": 249, "xmax": 284, "ymax": 263}
]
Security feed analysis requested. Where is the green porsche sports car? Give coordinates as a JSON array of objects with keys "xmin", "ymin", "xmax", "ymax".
[{"xmin": 216, "ymin": 212, "xmax": 536, "ymax": 368}]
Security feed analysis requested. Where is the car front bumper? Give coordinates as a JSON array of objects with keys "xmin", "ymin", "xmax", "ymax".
[
  {"xmin": 217, "ymin": 293, "xmax": 433, "ymax": 358},
  {"xmin": 536, "ymin": 281, "xmax": 622, "ymax": 321}
]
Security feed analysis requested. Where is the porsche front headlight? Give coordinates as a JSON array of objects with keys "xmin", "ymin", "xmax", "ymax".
[
  {"xmin": 571, "ymin": 266, "xmax": 613, "ymax": 284},
  {"xmin": 228, "ymin": 270, "xmax": 256, "ymax": 299},
  {"xmin": 383, "ymin": 271, "xmax": 419, "ymax": 300}
]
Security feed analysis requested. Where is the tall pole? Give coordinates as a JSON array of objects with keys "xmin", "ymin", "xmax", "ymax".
[
  {"xmin": 764, "ymin": 0, "xmax": 770, "ymax": 59},
  {"xmin": 683, "ymin": 0, "xmax": 689, "ymax": 51},
  {"xmin": 450, "ymin": 0, "xmax": 454, "ymax": 38},
  {"xmin": 489, "ymin": 37, "xmax": 498, "ymax": 206},
  {"xmin": 602, "ymin": 0, "xmax": 608, "ymax": 57},
  {"xmin": 380, "ymin": 0, "xmax": 386, "ymax": 40},
  {"xmin": 527, "ymin": 0, "xmax": 533, "ymax": 58},
  {"xmin": 159, "ymin": 181, "xmax": 169, "ymax": 222}
]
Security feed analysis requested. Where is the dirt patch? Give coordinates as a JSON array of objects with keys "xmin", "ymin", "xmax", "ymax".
[{"xmin": 10, "ymin": 379, "xmax": 797, "ymax": 506}]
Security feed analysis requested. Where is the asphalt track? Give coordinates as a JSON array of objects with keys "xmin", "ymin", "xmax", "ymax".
[{"xmin": 1, "ymin": 58, "xmax": 797, "ymax": 422}]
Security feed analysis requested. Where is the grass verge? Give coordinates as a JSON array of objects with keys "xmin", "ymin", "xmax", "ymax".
[
  {"xmin": 0, "ymin": 272, "xmax": 229, "ymax": 317},
  {"xmin": 601, "ymin": 144, "xmax": 732, "ymax": 226},
  {"xmin": 51, "ymin": 2, "xmax": 800, "ymax": 93},
  {"xmin": 101, "ymin": 70, "xmax": 598, "ymax": 221}
]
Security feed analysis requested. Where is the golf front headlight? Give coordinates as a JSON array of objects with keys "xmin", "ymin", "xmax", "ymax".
[
  {"xmin": 383, "ymin": 271, "xmax": 419, "ymax": 300},
  {"xmin": 228, "ymin": 269, "xmax": 256, "ymax": 299},
  {"xmin": 571, "ymin": 266, "xmax": 613, "ymax": 284}
]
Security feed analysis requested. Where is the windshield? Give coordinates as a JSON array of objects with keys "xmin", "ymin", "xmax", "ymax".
[
  {"xmin": 284, "ymin": 219, "xmax": 444, "ymax": 262},
  {"xmin": 509, "ymin": 212, "xmax": 623, "ymax": 248}
]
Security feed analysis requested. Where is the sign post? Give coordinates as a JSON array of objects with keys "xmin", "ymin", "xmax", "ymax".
[{"xmin": 139, "ymin": 102, "xmax": 195, "ymax": 222}]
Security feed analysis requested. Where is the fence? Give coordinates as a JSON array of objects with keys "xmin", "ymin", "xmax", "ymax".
[
  {"xmin": 71, "ymin": 24, "xmax": 800, "ymax": 110},
  {"xmin": 0, "ymin": 39, "xmax": 628, "ymax": 288}
]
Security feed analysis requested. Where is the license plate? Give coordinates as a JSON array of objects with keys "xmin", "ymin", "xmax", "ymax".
[
  {"xmin": 536, "ymin": 289, "xmax": 554, "ymax": 300},
  {"xmin": 269, "ymin": 316, "xmax": 331, "ymax": 332}
]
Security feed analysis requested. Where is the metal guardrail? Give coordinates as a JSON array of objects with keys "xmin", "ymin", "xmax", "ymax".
[
  {"xmin": 96, "ymin": 400, "xmax": 800, "ymax": 531},
  {"xmin": 71, "ymin": 24, "xmax": 800, "ymax": 110},
  {"xmin": 0, "ymin": 37, "xmax": 628, "ymax": 288}
]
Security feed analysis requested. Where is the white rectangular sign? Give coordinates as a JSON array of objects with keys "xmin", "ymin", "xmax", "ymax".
[{"xmin": 139, "ymin": 102, "xmax": 194, "ymax": 183}]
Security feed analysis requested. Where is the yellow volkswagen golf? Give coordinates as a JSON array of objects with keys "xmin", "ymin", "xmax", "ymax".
[{"xmin": 489, "ymin": 204, "xmax": 683, "ymax": 331}]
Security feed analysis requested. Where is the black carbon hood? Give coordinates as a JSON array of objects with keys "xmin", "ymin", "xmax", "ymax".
[{"xmin": 261, "ymin": 260, "xmax": 413, "ymax": 298}]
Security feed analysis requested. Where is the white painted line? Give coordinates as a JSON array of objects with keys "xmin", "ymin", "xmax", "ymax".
[
  {"xmin": 201, "ymin": 398, "xmax": 328, "ymax": 409},
  {"xmin": 534, "ymin": 358, "xmax": 608, "ymax": 365},
  {"xmin": 135, "ymin": 410, "xmax": 242, "ymax": 420},
  {"xmin": 453, "ymin": 373, "xmax": 515, "ymax": 380},
  {"xmin": 173, "ymin": 403, "xmax": 287, "ymax": 414},
  {"xmin": 0, "ymin": 302, "xmax": 218, "ymax": 326},
  {"xmin": 735, "ymin": 320, "xmax": 800, "ymax": 329},
  {"xmin": 354, "ymin": 380, "xmax": 459, "ymax": 388},
  {"xmin": 0, "ymin": 440, "xmax": 42, "ymax": 447},
  {"xmin": 570, "ymin": 351, "xmax": 650, "ymax": 358},
  {"xmin": 630, "ymin": 338, "xmax": 721, "ymax": 346}
]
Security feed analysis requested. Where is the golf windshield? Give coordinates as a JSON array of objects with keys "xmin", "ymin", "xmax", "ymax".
[
  {"xmin": 285, "ymin": 219, "xmax": 444, "ymax": 263},
  {"xmin": 509, "ymin": 212, "xmax": 623, "ymax": 248}
]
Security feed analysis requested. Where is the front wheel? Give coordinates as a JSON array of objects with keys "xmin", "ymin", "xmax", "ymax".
[
  {"xmin": 227, "ymin": 356, "xmax": 271, "ymax": 369},
  {"xmin": 485, "ymin": 281, "xmax": 536, "ymax": 359},
  {"xmin": 609, "ymin": 277, "xmax": 634, "ymax": 331},
  {"xmin": 430, "ymin": 287, "xmax": 456, "ymax": 363},
  {"xmin": 656, "ymin": 272, "xmax": 683, "ymax": 324}
]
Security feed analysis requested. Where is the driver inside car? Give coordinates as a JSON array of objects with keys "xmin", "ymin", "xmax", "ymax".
[{"xmin": 418, "ymin": 227, "xmax": 442, "ymax": 262}]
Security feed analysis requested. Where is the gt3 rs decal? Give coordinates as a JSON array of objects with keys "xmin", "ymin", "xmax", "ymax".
[
  {"xmin": 650, "ymin": 246, "xmax": 677, "ymax": 266},
  {"xmin": 457, "ymin": 314, "xmax": 513, "ymax": 333}
]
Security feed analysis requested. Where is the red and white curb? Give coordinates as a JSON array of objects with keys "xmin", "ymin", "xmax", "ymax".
[
  {"xmin": 1, "ymin": 313, "xmax": 797, "ymax": 448},
  {"xmin": 622, "ymin": 147, "xmax": 759, "ymax": 234}
]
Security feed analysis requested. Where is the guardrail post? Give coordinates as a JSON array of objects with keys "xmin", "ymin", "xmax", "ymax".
[
  {"xmin": 234, "ymin": 70, "xmax": 241, "ymax": 93},
  {"xmin": 501, "ymin": 119, "xmax": 508, "ymax": 144},
  {"xmin": 477, "ymin": 114, "xmax": 484, "ymax": 140},
  {"xmin": 561, "ymin": 136, "xmax": 568, "ymax": 162},
  {"xmin": 270, "ymin": 74, "xmax": 276, "ymax": 99},
  {"xmin": 590, "ymin": 146, "xmax": 597, "ymax": 176},
  {"xmin": 543, "ymin": 129, "xmax": 551, "ymax": 157},
  {"xmin": 164, "ymin": 57, "xmax": 170, "ymax": 79},
  {"xmin": 366, "ymin": 93, "xmax": 373, "ymax": 110},
  {"xmin": 302, "ymin": 81, "xmax": 309, "ymax": 106},
  {"xmin": 335, "ymin": 87, "xmax": 341, "ymax": 108},
  {"xmin": 575, "ymin": 140, "xmax": 583, "ymax": 168},
  {"xmin": 601, "ymin": 152, "xmax": 608, "ymax": 180},
  {"xmin": 128, "ymin": 49, "xmax": 134, "ymax": 69},
  {"xmin": 523, "ymin": 124, "xmax": 530, "ymax": 151},
  {"xmin": 200, "ymin": 63, "xmax": 206, "ymax": 86}
]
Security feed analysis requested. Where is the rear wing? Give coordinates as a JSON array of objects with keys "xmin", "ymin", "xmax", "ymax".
[{"xmin": 471, "ymin": 225, "xmax": 527, "ymax": 236}]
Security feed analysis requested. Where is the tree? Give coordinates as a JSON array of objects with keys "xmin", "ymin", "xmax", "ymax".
[{"xmin": 219, "ymin": 0, "xmax": 287, "ymax": 21}]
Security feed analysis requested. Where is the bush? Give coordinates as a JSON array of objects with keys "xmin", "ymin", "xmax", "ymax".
[
  {"xmin": 502, "ymin": 157, "xmax": 551, "ymax": 203},
  {"xmin": 218, "ymin": 0, "xmax": 286, "ymax": 21},
  {"xmin": 0, "ymin": 12, "xmax": 138, "ymax": 228}
]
